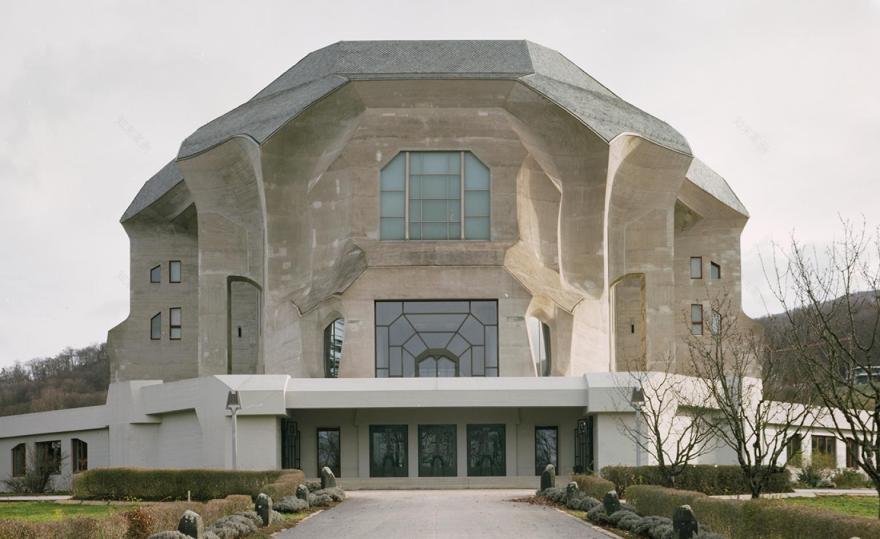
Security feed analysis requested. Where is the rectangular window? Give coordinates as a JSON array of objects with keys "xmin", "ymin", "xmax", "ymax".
[
  {"xmin": 418, "ymin": 425, "xmax": 457, "ymax": 477},
  {"xmin": 380, "ymin": 151, "xmax": 490, "ymax": 241},
  {"xmin": 11, "ymin": 443, "xmax": 25, "ymax": 477},
  {"xmin": 150, "ymin": 265, "xmax": 161, "ymax": 283},
  {"xmin": 317, "ymin": 428, "xmax": 341, "ymax": 478},
  {"xmin": 690, "ymin": 257, "xmax": 702, "ymax": 279},
  {"xmin": 467, "ymin": 424, "xmax": 506, "ymax": 477},
  {"xmin": 812, "ymin": 435, "xmax": 837, "ymax": 467},
  {"xmin": 169, "ymin": 260, "xmax": 182, "ymax": 283},
  {"xmin": 35, "ymin": 440, "xmax": 61, "ymax": 475},
  {"xmin": 169, "ymin": 308, "xmax": 182, "ymax": 340},
  {"xmin": 151, "ymin": 313, "xmax": 161, "ymax": 340},
  {"xmin": 690, "ymin": 304, "xmax": 704, "ymax": 336},
  {"xmin": 846, "ymin": 438, "xmax": 859, "ymax": 469},
  {"xmin": 369, "ymin": 425, "xmax": 408, "ymax": 477},
  {"xmin": 786, "ymin": 435, "xmax": 802, "ymax": 466},
  {"xmin": 374, "ymin": 300, "xmax": 498, "ymax": 378},
  {"xmin": 710, "ymin": 262, "xmax": 721, "ymax": 280},
  {"xmin": 535, "ymin": 426, "xmax": 558, "ymax": 476},
  {"xmin": 71, "ymin": 439, "xmax": 88, "ymax": 473}
]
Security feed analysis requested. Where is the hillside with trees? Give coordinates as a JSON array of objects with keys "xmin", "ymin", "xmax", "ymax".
[{"xmin": 0, "ymin": 343, "xmax": 109, "ymax": 417}]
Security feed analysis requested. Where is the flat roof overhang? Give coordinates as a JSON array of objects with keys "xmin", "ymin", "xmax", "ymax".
[{"xmin": 284, "ymin": 376, "xmax": 589, "ymax": 409}]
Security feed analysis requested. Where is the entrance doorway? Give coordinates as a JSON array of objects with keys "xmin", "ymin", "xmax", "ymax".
[{"xmin": 573, "ymin": 416, "xmax": 594, "ymax": 473}]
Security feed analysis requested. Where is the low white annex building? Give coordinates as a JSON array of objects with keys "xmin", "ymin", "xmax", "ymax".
[{"xmin": 0, "ymin": 41, "xmax": 854, "ymax": 490}]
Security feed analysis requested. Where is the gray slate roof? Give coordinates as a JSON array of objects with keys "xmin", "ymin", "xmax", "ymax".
[
  {"xmin": 127, "ymin": 41, "xmax": 739, "ymax": 221},
  {"xmin": 178, "ymin": 40, "xmax": 692, "ymax": 159},
  {"xmin": 686, "ymin": 158, "xmax": 749, "ymax": 217}
]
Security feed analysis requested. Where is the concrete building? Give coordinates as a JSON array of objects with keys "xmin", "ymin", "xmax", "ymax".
[{"xmin": 0, "ymin": 41, "xmax": 793, "ymax": 489}]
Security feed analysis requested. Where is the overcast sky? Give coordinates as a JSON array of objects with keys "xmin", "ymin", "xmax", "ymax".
[{"xmin": 0, "ymin": 1, "xmax": 878, "ymax": 368}]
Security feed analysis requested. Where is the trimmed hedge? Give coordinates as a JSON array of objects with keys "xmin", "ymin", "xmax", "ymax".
[
  {"xmin": 601, "ymin": 465, "xmax": 792, "ymax": 497},
  {"xmin": 0, "ymin": 494, "xmax": 251, "ymax": 539},
  {"xmin": 73, "ymin": 468, "xmax": 304, "ymax": 501},
  {"xmin": 627, "ymin": 485, "xmax": 880, "ymax": 539},
  {"xmin": 571, "ymin": 474, "xmax": 616, "ymax": 500}
]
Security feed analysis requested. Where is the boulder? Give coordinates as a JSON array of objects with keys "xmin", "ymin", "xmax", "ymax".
[
  {"xmin": 255, "ymin": 493, "xmax": 273, "ymax": 527},
  {"xmin": 320, "ymin": 466, "xmax": 337, "ymax": 489},
  {"xmin": 672, "ymin": 504, "xmax": 699, "ymax": 539},
  {"xmin": 296, "ymin": 483, "xmax": 310, "ymax": 505},
  {"xmin": 177, "ymin": 510, "xmax": 204, "ymax": 538},
  {"xmin": 540, "ymin": 464, "xmax": 556, "ymax": 491},
  {"xmin": 565, "ymin": 481, "xmax": 579, "ymax": 501},
  {"xmin": 602, "ymin": 490, "xmax": 621, "ymax": 515}
]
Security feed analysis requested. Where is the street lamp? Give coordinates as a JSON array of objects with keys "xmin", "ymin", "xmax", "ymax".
[
  {"xmin": 631, "ymin": 387, "xmax": 645, "ymax": 467},
  {"xmin": 226, "ymin": 390, "xmax": 242, "ymax": 470}
]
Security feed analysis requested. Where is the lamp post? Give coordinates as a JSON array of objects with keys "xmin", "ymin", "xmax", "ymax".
[
  {"xmin": 631, "ymin": 387, "xmax": 645, "ymax": 467},
  {"xmin": 226, "ymin": 390, "xmax": 241, "ymax": 470}
]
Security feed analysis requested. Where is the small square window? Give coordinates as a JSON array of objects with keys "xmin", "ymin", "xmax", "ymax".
[
  {"xmin": 170, "ymin": 307, "xmax": 182, "ymax": 340},
  {"xmin": 690, "ymin": 257, "xmax": 702, "ymax": 279},
  {"xmin": 690, "ymin": 304, "xmax": 703, "ymax": 335},
  {"xmin": 169, "ymin": 261, "xmax": 182, "ymax": 283},
  {"xmin": 710, "ymin": 262, "xmax": 721, "ymax": 280},
  {"xmin": 150, "ymin": 265, "xmax": 161, "ymax": 283},
  {"xmin": 150, "ymin": 313, "xmax": 161, "ymax": 340}
]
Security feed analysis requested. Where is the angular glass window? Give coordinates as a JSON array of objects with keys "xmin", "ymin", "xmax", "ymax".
[
  {"xmin": 369, "ymin": 425, "xmax": 408, "ymax": 477},
  {"xmin": 169, "ymin": 308, "xmax": 182, "ymax": 340},
  {"xmin": 527, "ymin": 317, "xmax": 552, "ymax": 376},
  {"xmin": 379, "ymin": 151, "xmax": 490, "ymax": 240},
  {"xmin": 35, "ymin": 440, "xmax": 61, "ymax": 475},
  {"xmin": 786, "ymin": 434, "xmax": 803, "ymax": 467},
  {"xmin": 467, "ymin": 424, "xmax": 505, "ymax": 476},
  {"xmin": 535, "ymin": 426, "xmax": 558, "ymax": 475},
  {"xmin": 72, "ymin": 438, "xmax": 88, "ymax": 473},
  {"xmin": 418, "ymin": 424, "xmax": 457, "ymax": 477},
  {"xmin": 169, "ymin": 260, "xmax": 182, "ymax": 283},
  {"xmin": 324, "ymin": 319, "xmax": 344, "ymax": 378},
  {"xmin": 11, "ymin": 443, "xmax": 25, "ymax": 477},
  {"xmin": 812, "ymin": 435, "xmax": 837, "ymax": 464},
  {"xmin": 690, "ymin": 257, "xmax": 702, "ymax": 279},
  {"xmin": 150, "ymin": 265, "xmax": 161, "ymax": 283},
  {"xmin": 690, "ymin": 304, "xmax": 703, "ymax": 336},
  {"xmin": 150, "ymin": 313, "xmax": 161, "ymax": 340},
  {"xmin": 710, "ymin": 262, "xmax": 721, "ymax": 280},
  {"xmin": 375, "ymin": 300, "xmax": 498, "ymax": 378},
  {"xmin": 317, "ymin": 428, "xmax": 341, "ymax": 477}
]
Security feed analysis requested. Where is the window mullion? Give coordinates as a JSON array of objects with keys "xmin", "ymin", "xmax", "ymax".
[
  {"xmin": 404, "ymin": 152, "xmax": 410, "ymax": 240},
  {"xmin": 460, "ymin": 151, "xmax": 465, "ymax": 239}
]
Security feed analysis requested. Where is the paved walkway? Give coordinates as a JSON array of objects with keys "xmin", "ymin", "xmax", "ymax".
[{"xmin": 279, "ymin": 489, "xmax": 616, "ymax": 539}]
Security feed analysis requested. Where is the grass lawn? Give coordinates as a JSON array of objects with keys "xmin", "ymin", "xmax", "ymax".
[
  {"xmin": 0, "ymin": 501, "xmax": 136, "ymax": 522},
  {"xmin": 783, "ymin": 496, "xmax": 879, "ymax": 519}
]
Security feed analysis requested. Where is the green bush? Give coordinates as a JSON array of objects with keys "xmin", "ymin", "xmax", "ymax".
[
  {"xmin": 572, "ymin": 474, "xmax": 616, "ymax": 500},
  {"xmin": 833, "ymin": 469, "xmax": 869, "ymax": 489},
  {"xmin": 627, "ymin": 485, "xmax": 880, "ymax": 539},
  {"xmin": 601, "ymin": 465, "xmax": 792, "ymax": 497},
  {"xmin": 73, "ymin": 468, "xmax": 303, "ymax": 501}
]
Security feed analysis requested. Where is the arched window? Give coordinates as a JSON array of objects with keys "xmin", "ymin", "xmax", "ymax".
[
  {"xmin": 324, "ymin": 318, "xmax": 344, "ymax": 378},
  {"xmin": 527, "ymin": 317, "xmax": 551, "ymax": 376},
  {"xmin": 416, "ymin": 350, "xmax": 458, "ymax": 377}
]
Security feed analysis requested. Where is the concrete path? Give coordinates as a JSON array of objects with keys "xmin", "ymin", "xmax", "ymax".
[
  {"xmin": 279, "ymin": 489, "xmax": 617, "ymax": 539},
  {"xmin": 0, "ymin": 495, "xmax": 72, "ymax": 502}
]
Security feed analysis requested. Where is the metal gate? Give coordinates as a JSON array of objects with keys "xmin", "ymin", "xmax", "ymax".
[
  {"xmin": 281, "ymin": 417, "xmax": 301, "ymax": 469},
  {"xmin": 573, "ymin": 416, "xmax": 594, "ymax": 474}
]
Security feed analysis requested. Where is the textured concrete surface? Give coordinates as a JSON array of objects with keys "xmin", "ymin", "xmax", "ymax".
[{"xmin": 279, "ymin": 489, "xmax": 615, "ymax": 538}]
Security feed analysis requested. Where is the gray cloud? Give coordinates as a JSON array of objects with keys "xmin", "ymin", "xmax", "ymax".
[{"xmin": 1, "ymin": 0, "xmax": 877, "ymax": 367}]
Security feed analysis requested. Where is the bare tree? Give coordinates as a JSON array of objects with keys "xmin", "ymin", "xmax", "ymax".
[
  {"xmin": 614, "ymin": 365, "xmax": 715, "ymax": 488},
  {"xmin": 686, "ymin": 292, "xmax": 817, "ymax": 498},
  {"xmin": 766, "ymin": 221, "xmax": 880, "ymax": 515}
]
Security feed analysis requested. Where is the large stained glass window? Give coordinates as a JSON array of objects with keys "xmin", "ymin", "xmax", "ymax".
[
  {"xmin": 534, "ymin": 426, "xmax": 558, "ymax": 475},
  {"xmin": 418, "ymin": 425, "xmax": 457, "ymax": 477},
  {"xmin": 369, "ymin": 425, "xmax": 408, "ymax": 477},
  {"xmin": 317, "ymin": 428, "xmax": 341, "ymax": 477},
  {"xmin": 379, "ymin": 151, "xmax": 490, "ymax": 240},
  {"xmin": 375, "ymin": 300, "xmax": 498, "ymax": 378},
  {"xmin": 467, "ymin": 424, "xmax": 506, "ymax": 477}
]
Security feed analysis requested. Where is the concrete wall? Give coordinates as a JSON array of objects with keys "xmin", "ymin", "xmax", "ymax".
[{"xmin": 0, "ymin": 429, "xmax": 109, "ymax": 492}]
